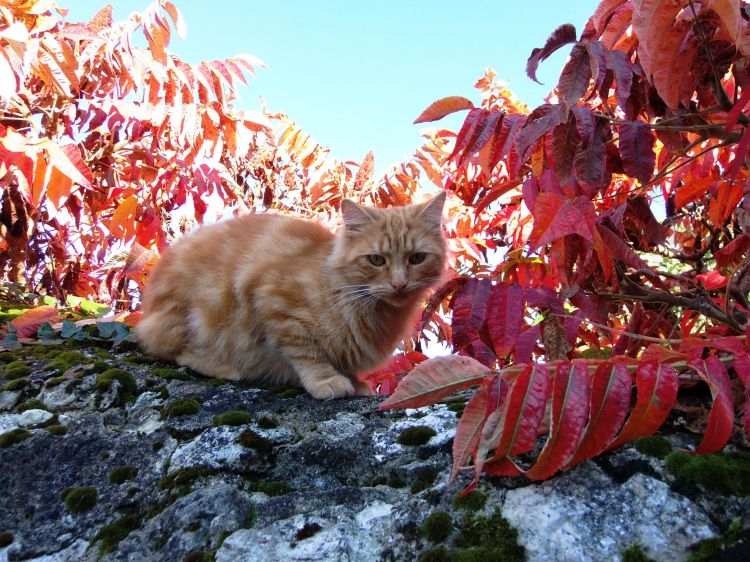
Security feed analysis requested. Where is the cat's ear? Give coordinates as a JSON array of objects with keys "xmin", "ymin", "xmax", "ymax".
[
  {"xmin": 417, "ymin": 191, "xmax": 446, "ymax": 230},
  {"xmin": 341, "ymin": 199, "xmax": 374, "ymax": 233}
]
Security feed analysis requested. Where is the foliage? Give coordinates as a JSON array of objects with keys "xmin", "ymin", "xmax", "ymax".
[
  {"xmin": 380, "ymin": 0, "xmax": 750, "ymax": 486},
  {"xmin": 3, "ymin": 0, "xmax": 750, "ymax": 485}
]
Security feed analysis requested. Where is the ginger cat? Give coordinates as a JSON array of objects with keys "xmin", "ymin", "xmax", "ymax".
[{"xmin": 135, "ymin": 193, "xmax": 447, "ymax": 399}]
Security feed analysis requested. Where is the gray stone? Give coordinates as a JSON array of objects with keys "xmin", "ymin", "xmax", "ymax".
[
  {"xmin": 0, "ymin": 390, "xmax": 20, "ymax": 411},
  {"xmin": 502, "ymin": 463, "xmax": 717, "ymax": 562},
  {"xmin": 18, "ymin": 409, "xmax": 54, "ymax": 428}
]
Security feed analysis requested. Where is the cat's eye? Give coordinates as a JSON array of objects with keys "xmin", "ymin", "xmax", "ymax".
[
  {"xmin": 368, "ymin": 254, "xmax": 386, "ymax": 266},
  {"xmin": 409, "ymin": 252, "xmax": 427, "ymax": 265}
]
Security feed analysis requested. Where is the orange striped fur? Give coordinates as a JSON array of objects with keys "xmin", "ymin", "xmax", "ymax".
[{"xmin": 136, "ymin": 193, "xmax": 447, "ymax": 399}]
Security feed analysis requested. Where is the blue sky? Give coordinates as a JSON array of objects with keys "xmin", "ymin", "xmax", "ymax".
[{"xmin": 66, "ymin": 1, "xmax": 599, "ymax": 173}]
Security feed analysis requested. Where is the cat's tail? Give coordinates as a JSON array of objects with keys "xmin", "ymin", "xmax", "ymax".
[{"xmin": 134, "ymin": 300, "xmax": 188, "ymax": 360}]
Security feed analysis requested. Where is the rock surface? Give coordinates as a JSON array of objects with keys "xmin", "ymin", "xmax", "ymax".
[{"xmin": 0, "ymin": 342, "xmax": 749, "ymax": 561}]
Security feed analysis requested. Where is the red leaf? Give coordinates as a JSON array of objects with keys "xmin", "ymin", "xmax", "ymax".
[
  {"xmin": 527, "ymin": 193, "xmax": 597, "ymax": 251},
  {"xmin": 715, "ymin": 234, "xmax": 750, "ymax": 268},
  {"xmin": 414, "ymin": 96, "xmax": 475, "ymax": 124},
  {"xmin": 514, "ymin": 325, "xmax": 540, "ymax": 363},
  {"xmin": 524, "ymin": 362, "xmax": 590, "ymax": 480},
  {"xmin": 690, "ymin": 356, "xmax": 735, "ymax": 454},
  {"xmin": 487, "ymin": 284, "xmax": 525, "ymax": 358},
  {"xmin": 494, "ymin": 364, "xmax": 552, "ymax": 458},
  {"xmin": 607, "ymin": 362, "xmax": 679, "ymax": 450},
  {"xmin": 695, "ymin": 271, "xmax": 728, "ymax": 291},
  {"xmin": 574, "ymin": 117, "xmax": 609, "ymax": 187},
  {"xmin": 514, "ymin": 104, "xmax": 568, "ymax": 167},
  {"xmin": 526, "ymin": 23, "xmax": 578, "ymax": 84},
  {"xmin": 567, "ymin": 361, "xmax": 632, "ymax": 466},
  {"xmin": 451, "ymin": 279, "xmax": 495, "ymax": 363},
  {"xmin": 379, "ymin": 355, "xmax": 492, "ymax": 410},
  {"xmin": 557, "ymin": 44, "xmax": 592, "ymax": 104},
  {"xmin": 11, "ymin": 306, "xmax": 60, "ymax": 337},
  {"xmin": 592, "ymin": 0, "xmax": 629, "ymax": 34},
  {"xmin": 457, "ymin": 111, "xmax": 503, "ymax": 167},
  {"xmin": 488, "ymin": 114, "xmax": 526, "ymax": 172},
  {"xmin": 733, "ymin": 353, "xmax": 750, "ymax": 438},
  {"xmin": 551, "ymin": 118, "xmax": 581, "ymax": 184},
  {"xmin": 619, "ymin": 121, "xmax": 656, "ymax": 184},
  {"xmin": 451, "ymin": 382, "xmax": 489, "ymax": 480}
]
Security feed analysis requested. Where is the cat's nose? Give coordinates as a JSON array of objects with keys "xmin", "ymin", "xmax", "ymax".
[{"xmin": 390, "ymin": 281, "xmax": 407, "ymax": 292}]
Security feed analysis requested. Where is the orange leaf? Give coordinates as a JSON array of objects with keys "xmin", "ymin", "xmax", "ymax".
[
  {"xmin": 109, "ymin": 195, "xmax": 139, "ymax": 241},
  {"xmin": 414, "ymin": 96, "xmax": 475, "ymax": 124},
  {"xmin": 11, "ymin": 306, "xmax": 60, "ymax": 337}
]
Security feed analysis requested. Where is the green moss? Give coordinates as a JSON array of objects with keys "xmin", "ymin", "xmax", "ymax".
[
  {"xmin": 207, "ymin": 378, "xmax": 226, "ymax": 387},
  {"xmin": 3, "ymin": 360, "xmax": 29, "ymax": 370},
  {"xmin": 256, "ymin": 480, "xmax": 294, "ymax": 496},
  {"xmin": 60, "ymin": 486, "xmax": 97, "ymax": 513},
  {"xmin": 156, "ymin": 384, "xmax": 169, "ymax": 399},
  {"xmin": 666, "ymin": 450, "xmax": 750, "ymax": 495},
  {"xmin": 411, "ymin": 467, "xmax": 438, "ymax": 494},
  {"xmin": 686, "ymin": 518, "xmax": 744, "ymax": 562},
  {"xmin": 45, "ymin": 424, "xmax": 68, "ymax": 436},
  {"xmin": 0, "ymin": 530, "xmax": 13, "ymax": 547},
  {"xmin": 96, "ymin": 368, "xmax": 137, "ymax": 401},
  {"xmin": 622, "ymin": 543, "xmax": 656, "ymax": 562},
  {"xmin": 397, "ymin": 426, "xmax": 437, "ymax": 446},
  {"xmin": 161, "ymin": 398, "xmax": 200, "ymax": 419},
  {"xmin": 152, "ymin": 368, "xmax": 190, "ymax": 381},
  {"xmin": 257, "ymin": 416, "xmax": 279, "ymax": 429},
  {"xmin": 124, "ymin": 355, "xmax": 161, "ymax": 365},
  {"xmin": 0, "ymin": 428, "xmax": 31, "ymax": 448},
  {"xmin": 420, "ymin": 511, "xmax": 453, "ymax": 543},
  {"xmin": 45, "ymin": 375, "xmax": 68, "ymax": 388},
  {"xmin": 634, "ymin": 436, "xmax": 673, "ymax": 460},
  {"xmin": 159, "ymin": 466, "xmax": 212, "ymax": 490},
  {"xmin": 3, "ymin": 377, "xmax": 30, "ymax": 391},
  {"xmin": 92, "ymin": 361, "xmax": 111, "ymax": 373},
  {"xmin": 3, "ymin": 364, "xmax": 33, "ymax": 379},
  {"xmin": 213, "ymin": 411, "xmax": 251, "ymax": 427},
  {"xmin": 49, "ymin": 351, "xmax": 90, "ymax": 373},
  {"xmin": 452, "ymin": 491, "xmax": 487, "ymax": 512},
  {"xmin": 418, "ymin": 547, "xmax": 452, "ymax": 562},
  {"xmin": 452, "ymin": 509, "xmax": 525, "ymax": 562},
  {"xmin": 108, "ymin": 465, "xmax": 137, "ymax": 484},
  {"xmin": 237, "ymin": 429, "xmax": 273, "ymax": 454},
  {"xmin": 92, "ymin": 514, "xmax": 141, "ymax": 555},
  {"xmin": 16, "ymin": 398, "xmax": 48, "ymax": 412}
]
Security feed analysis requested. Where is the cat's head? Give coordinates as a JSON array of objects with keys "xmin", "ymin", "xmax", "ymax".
[{"xmin": 327, "ymin": 192, "xmax": 447, "ymax": 306}]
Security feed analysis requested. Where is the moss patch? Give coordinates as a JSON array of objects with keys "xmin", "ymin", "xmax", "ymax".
[
  {"xmin": 686, "ymin": 518, "xmax": 744, "ymax": 562},
  {"xmin": 152, "ymin": 368, "xmax": 190, "ymax": 381},
  {"xmin": 397, "ymin": 426, "xmax": 437, "ymax": 446},
  {"xmin": 3, "ymin": 377, "xmax": 30, "ymax": 391},
  {"xmin": 452, "ymin": 491, "xmax": 487, "ymax": 512},
  {"xmin": 420, "ymin": 511, "xmax": 453, "ymax": 543},
  {"xmin": 92, "ymin": 514, "xmax": 141, "ymax": 555},
  {"xmin": 108, "ymin": 465, "xmax": 137, "ymax": 484},
  {"xmin": 159, "ymin": 467, "xmax": 212, "ymax": 490},
  {"xmin": 622, "ymin": 543, "xmax": 657, "ymax": 562},
  {"xmin": 161, "ymin": 398, "xmax": 200, "ymax": 419},
  {"xmin": 45, "ymin": 424, "xmax": 68, "ymax": 436},
  {"xmin": 124, "ymin": 355, "xmax": 161, "ymax": 365},
  {"xmin": 666, "ymin": 450, "xmax": 750, "ymax": 495},
  {"xmin": 16, "ymin": 398, "xmax": 48, "ymax": 412},
  {"xmin": 48, "ymin": 351, "xmax": 90, "ymax": 373},
  {"xmin": 634, "ymin": 436, "xmax": 673, "ymax": 460},
  {"xmin": 0, "ymin": 428, "xmax": 31, "ymax": 448},
  {"xmin": 256, "ymin": 479, "xmax": 294, "ymax": 496},
  {"xmin": 96, "ymin": 369, "xmax": 137, "ymax": 402},
  {"xmin": 0, "ymin": 531, "xmax": 13, "ymax": 547},
  {"xmin": 257, "ymin": 416, "xmax": 279, "ymax": 429},
  {"xmin": 446, "ymin": 508, "xmax": 526, "ymax": 562},
  {"xmin": 213, "ymin": 410, "xmax": 251, "ymax": 427},
  {"xmin": 237, "ymin": 429, "xmax": 273, "ymax": 455},
  {"xmin": 411, "ymin": 467, "xmax": 438, "ymax": 494},
  {"xmin": 44, "ymin": 375, "xmax": 68, "ymax": 388},
  {"xmin": 2, "ymin": 365, "xmax": 32, "ymax": 380},
  {"xmin": 60, "ymin": 486, "xmax": 98, "ymax": 513}
]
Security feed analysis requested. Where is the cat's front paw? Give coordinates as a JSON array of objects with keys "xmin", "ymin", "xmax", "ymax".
[{"xmin": 304, "ymin": 375, "xmax": 355, "ymax": 400}]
